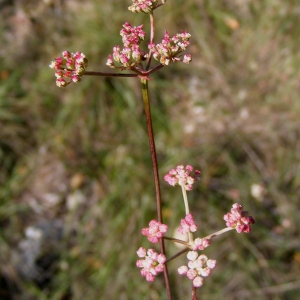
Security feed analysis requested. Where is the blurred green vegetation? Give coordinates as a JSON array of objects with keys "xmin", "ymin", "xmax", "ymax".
[{"xmin": 1, "ymin": 0, "xmax": 300, "ymax": 299}]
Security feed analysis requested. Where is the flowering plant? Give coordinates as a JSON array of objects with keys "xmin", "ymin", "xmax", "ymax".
[
  {"xmin": 137, "ymin": 164, "xmax": 255, "ymax": 296},
  {"xmin": 49, "ymin": 1, "xmax": 255, "ymax": 299}
]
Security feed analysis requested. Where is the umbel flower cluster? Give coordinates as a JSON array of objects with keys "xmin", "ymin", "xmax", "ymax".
[
  {"xmin": 137, "ymin": 165, "xmax": 255, "ymax": 288},
  {"xmin": 164, "ymin": 165, "xmax": 201, "ymax": 191},
  {"xmin": 178, "ymin": 213, "xmax": 198, "ymax": 234},
  {"xmin": 148, "ymin": 31, "xmax": 192, "ymax": 65},
  {"xmin": 49, "ymin": 51, "xmax": 88, "ymax": 87},
  {"xmin": 142, "ymin": 220, "xmax": 168, "ymax": 243},
  {"xmin": 224, "ymin": 203, "xmax": 255, "ymax": 233},
  {"xmin": 106, "ymin": 24, "xmax": 192, "ymax": 69},
  {"xmin": 178, "ymin": 252, "xmax": 216, "ymax": 288},
  {"xmin": 128, "ymin": 0, "xmax": 166, "ymax": 13},
  {"xmin": 136, "ymin": 247, "xmax": 166, "ymax": 282},
  {"xmin": 106, "ymin": 22, "xmax": 146, "ymax": 69}
]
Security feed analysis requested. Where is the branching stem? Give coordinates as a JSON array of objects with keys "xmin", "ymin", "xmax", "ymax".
[
  {"xmin": 164, "ymin": 236, "xmax": 188, "ymax": 246},
  {"xmin": 166, "ymin": 247, "xmax": 189, "ymax": 263},
  {"xmin": 83, "ymin": 71, "xmax": 138, "ymax": 77}
]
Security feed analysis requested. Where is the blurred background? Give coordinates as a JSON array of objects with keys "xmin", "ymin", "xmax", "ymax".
[{"xmin": 1, "ymin": 0, "xmax": 300, "ymax": 299}]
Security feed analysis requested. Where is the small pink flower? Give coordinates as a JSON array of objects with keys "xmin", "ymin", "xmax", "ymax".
[
  {"xmin": 136, "ymin": 247, "xmax": 166, "ymax": 282},
  {"xmin": 164, "ymin": 165, "xmax": 201, "ymax": 191},
  {"xmin": 71, "ymin": 75, "xmax": 80, "ymax": 82},
  {"xmin": 178, "ymin": 265, "xmax": 188, "ymax": 274},
  {"xmin": 56, "ymin": 78, "xmax": 67, "ymax": 87},
  {"xmin": 178, "ymin": 214, "xmax": 198, "ymax": 235},
  {"xmin": 183, "ymin": 54, "xmax": 192, "ymax": 64},
  {"xmin": 142, "ymin": 220, "xmax": 168, "ymax": 243},
  {"xmin": 178, "ymin": 251, "xmax": 216, "ymax": 288},
  {"xmin": 224, "ymin": 203, "xmax": 255, "ymax": 233},
  {"xmin": 187, "ymin": 269, "xmax": 197, "ymax": 280},
  {"xmin": 62, "ymin": 50, "xmax": 71, "ymax": 58},
  {"xmin": 106, "ymin": 55, "xmax": 114, "ymax": 67},
  {"xmin": 187, "ymin": 251, "xmax": 198, "ymax": 261},
  {"xmin": 55, "ymin": 70, "xmax": 64, "ymax": 78},
  {"xmin": 137, "ymin": 247, "xmax": 147, "ymax": 257},
  {"xmin": 206, "ymin": 259, "xmax": 217, "ymax": 269},
  {"xmin": 74, "ymin": 51, "xmax": 86, "ymax": 62},
  {"xmin": 199, "ymin": 267, "xmax": 211, "ymax": 277},
  {"xmin": 193, "ymin": 276, "xmax": 204, "ymax": 287}
]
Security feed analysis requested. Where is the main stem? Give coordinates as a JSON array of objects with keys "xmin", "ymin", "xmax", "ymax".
[{"xmin": 141, "ymin": 78, "xmax": 172, "ymax": 300}]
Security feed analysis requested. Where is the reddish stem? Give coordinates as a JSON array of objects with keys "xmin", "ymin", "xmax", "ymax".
[
  {"xmin": 141, "ymin": 78, "xmax": 172, "ymax": 300},
  {"xmin": 166, "ymin": 247, "xmax": 189, "ymax": 264},
  {"xmin": 192, "ymin": 286, "xmax": 197, "ymax": 300}
]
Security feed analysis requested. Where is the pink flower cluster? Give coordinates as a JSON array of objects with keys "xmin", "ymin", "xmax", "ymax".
[
  {"xmin": 178, "ymin": 214, "xmax": 198, "ymax": 235},
  {"xmin": 164, "ymin": 165, "xmax": 201, "ymax": 191},
  {"xmin": 136, "ymin": 247, "xmax": 166, "ymax": 282},
  {"xmin": 178, "ymin": 251, "xmax": 216, "ymax": 288},
  {"xmin": 120, "ymin": 22, "xmax": 146, "ymax": 46},
  {"xmin": 224, "ymin": 203, "xmax": 255, "ymax": 233},
  {"xmin": 142, "ymin": 220, "xmax": 168, "ymax": 243},
  {"xmin": 190, "ymin": 238, "xmax": 210, "ymax": 251},
  {"xmin": 107, "ymin": 22, "xmax": 146, "ymax": 69},
  {"xmin": 49, "ymin": 51, "xmax": 88, "ymax": 87},
  {"xmin": 128, "ymin": 0, "xmax": 166, "ymax": 14},
  {"xmin": 148, "ymin": 31, "xmax": 192, "ymax": 65}
]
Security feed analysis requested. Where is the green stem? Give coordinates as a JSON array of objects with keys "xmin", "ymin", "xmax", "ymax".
[
  {"xmin": 146, "ymin": 12, "xmax": 155, "ymax": 70},
  {"xmin": 181, "ymin": 185, "xmax": 193, "ymax": 243},
  {"xmin": 164, "ymin": 236, "xmax": 189, "ymax": 246},
  {"xmin": 141, "ymin": 78, "xmax": 172, "ymax": 300},
  {"xmin": 203, "ymin": 227, "xmax": 234, "ymax": 240},
  {"xmin": 181, "ymin": 185, "xmax": 190, "ymax": 215}
]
